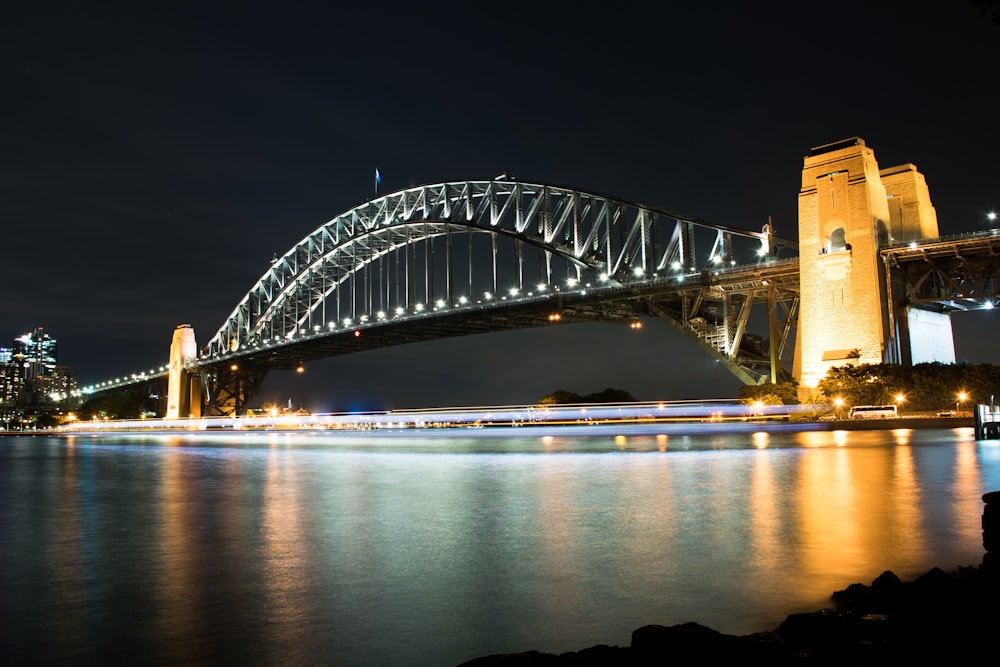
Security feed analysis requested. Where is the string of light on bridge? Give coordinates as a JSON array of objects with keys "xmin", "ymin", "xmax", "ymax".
[{"xmin": 78, "ymin": 257, "xmax": 773, "ymax": 396}]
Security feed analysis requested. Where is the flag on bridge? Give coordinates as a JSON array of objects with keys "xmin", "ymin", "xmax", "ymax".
[{"xmin": 375, "ymin": 168, "xmax": 381, "ymax": 195}]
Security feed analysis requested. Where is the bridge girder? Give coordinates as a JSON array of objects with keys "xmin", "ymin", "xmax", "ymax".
[
  {"xmin": 642, "ymin": 261, "xmax": 800, "ymax": 385},
  {"xmin": 84, "ymin": 182, "xmax": 805, "ymax": 414},
  {"xmin": 881, "ymin": 232, "xmax": 1000, "ymax": 367},
  {"xmin": 200, "ymin": 366, "xmax": 269, "ymax": 417},
  {"xmin": 883, "ymin": 232, "xmax": 1000, "ymax": 311},
  {"xmin": 204, "ymin": 180, "xmax": 796, "ymax": 362},
  {"xmin": 196, "ymin": 258, "xmax": 802, "ymax": 406}
]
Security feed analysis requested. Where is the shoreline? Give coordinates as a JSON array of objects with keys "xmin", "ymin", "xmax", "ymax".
[
  {"xmin": 3, "ymin": 414, "xmax": 975, "ymax": 438},
  {"xmin": 459, "ymin": 491, "xmax": 1000, "ymax": 665},
  {"xmin": 458, "ymin": 564, "xmax": 998, "ymax": 665},
  {"xmin": 797, "ymin": 415, "xmax": 972, "ymax": 430}
]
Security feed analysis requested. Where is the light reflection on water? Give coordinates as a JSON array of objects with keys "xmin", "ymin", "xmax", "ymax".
[{"xmin": 1, "ymin": 426, "xmax": 999, "ymax": 666}]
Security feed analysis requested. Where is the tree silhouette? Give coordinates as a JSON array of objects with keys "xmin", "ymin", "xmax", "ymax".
[
  {"xmin": 817, "ymin": 362, "xmax": 1000, "ymax": 411},
  {"xmin": 538, "ymin": 388, "xmax": 637, "ymax": 404}
]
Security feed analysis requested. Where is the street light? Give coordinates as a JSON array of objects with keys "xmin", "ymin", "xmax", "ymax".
[
  {"xmin": 895, "ymin": 393, "xmax": 905, "ymax": 417},
  {"xmin": 957, "ymin": 391, "xmax": 968, "ymax": 416}
]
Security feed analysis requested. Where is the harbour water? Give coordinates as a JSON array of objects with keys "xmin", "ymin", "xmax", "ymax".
[{"xmin": 2, "ymin": 425, "xmax": 999, "ymax": 666}]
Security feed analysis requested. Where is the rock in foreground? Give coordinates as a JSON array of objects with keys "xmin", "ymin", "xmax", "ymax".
[{"xmin": 458, "ymin": 564, "xmax": 998, "ymax": 665}]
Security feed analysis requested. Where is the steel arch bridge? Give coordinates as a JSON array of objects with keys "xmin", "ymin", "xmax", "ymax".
[{"xmin": 86, "ymin": 179, "xmax": 803, "ymax": 416}]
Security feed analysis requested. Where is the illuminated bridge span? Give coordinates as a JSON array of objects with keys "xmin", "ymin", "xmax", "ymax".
[
  {"xmin": 204, "ymin": 178, "xmax": 796, "ymax": 361},
  {"xmin": 86, "ymin": 178, "xmax": 801, "ymax": 416},
  {"xmin": 878, "ymin": 230, "xmax": 1000, "ymax": 366},
  {"xmin": 83, "ymin": 139, "xmax": 1000, "ymax": 417}
]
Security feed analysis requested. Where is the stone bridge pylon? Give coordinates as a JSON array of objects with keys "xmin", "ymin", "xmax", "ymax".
[
  {"xmin": 166, "ymin": 324, "xmax": 201, "ymax": 419},
  {"xmin": 793, "ymin": 137, "xmax": 953, "ymax": 395}
]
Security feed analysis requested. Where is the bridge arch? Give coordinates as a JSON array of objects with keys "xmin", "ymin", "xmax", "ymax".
[
  {"xmin": 83, "ymin": 179, "xmax": 801, "ymax": 417},
  {"xmin": 205, "ymin": 179, "xmax": 789, "ymax": 362},
  {"xmin": 77, "ymin": 146, "xmax": 1000, "ymax": 419}
]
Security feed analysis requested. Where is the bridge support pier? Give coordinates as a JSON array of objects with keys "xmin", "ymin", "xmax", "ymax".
[
  {"xmin": 793, "ymin": 137, "xmax": 950, "ymax": 396},
  {"xmin": 200, "ymin": 365, "xmax": 268, "ymax": 417},
  {"xmin": 166, "ymin": 324, "xmax": 202, "ymax": 419}
]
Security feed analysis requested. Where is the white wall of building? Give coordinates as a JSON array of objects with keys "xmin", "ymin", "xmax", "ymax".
[{"xmin": 907, "ymin": 308, "xmax": 956, "ymax": 364}]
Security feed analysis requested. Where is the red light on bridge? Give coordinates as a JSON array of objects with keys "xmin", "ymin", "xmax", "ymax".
[{"xmin": 353, "ymin": 330, "xmax": 361, "ymax": 337}]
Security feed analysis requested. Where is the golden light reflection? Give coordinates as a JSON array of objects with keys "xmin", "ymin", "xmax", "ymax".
[
  {"xmin": 833, "ymin": 430, "xmax": 848, "ymax": 446},
  {"xmin": 795, "ymin": 443, "xmax": 877, "ymax": 594},
  {"xmin": 797, "ymin": 431, "xmax": 834, "ymax": 448},
  {"xmin": 953, "ymin": 441, "xmax": 984, "ymax": 544},
  {"xmin": 795, "ymin": 440, "xmax": 898, "ymax": 593},
  {"xmin": 261, "ymin": 447, "xmax": 314, "ymax": 656},
  {"xmin": 793, "ymin": 435, "xmax": 935, "ymax": 597},
  {"xmin": 752, "ymin": 431, "xmax": 769, "ymax": 449},
  {"xmin": 656, "ymin": 434, "xmax": 668, "ymax": 452},
  {"xmin": 889, "ymin": 441, "xmax": 925, "ymax": 560},
  {"xmin": 749, "ymin": 449, "xmax": 782, "ymax": 571},
  {"xmin": 892, "ymin": 429, "xmax": 912, "ymax": 446},
  {"xmin": 798, "ymin": 447, "xmax": 861, "ymax": 577},
  {"xmin": 156, "ymin": 445, "xmax": 202, "ymax": 663},
  {"xmin": 615, "ymin": 435, "xmax": 627, "ymax": 450}
]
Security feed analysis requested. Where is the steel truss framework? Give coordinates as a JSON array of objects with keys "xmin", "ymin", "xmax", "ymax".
[
  {"xmin": 883, "ymin": 230, "xmax": 1000, "ymax": 364},
  {"xmin": 83, "ymin": 181, "xmax": 801, "ymax": 416},
  {"xmin": 644, "ymin": 260, "xmax": 801, "ymax": 385},
  {"xmin": 187, "ymin": 180, "xmax": 799, "ymax": 414}
]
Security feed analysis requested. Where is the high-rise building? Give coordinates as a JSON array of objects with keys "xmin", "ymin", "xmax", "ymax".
[
  {"xmin": 47, "ymin": 365, "xmax": 78, "ymax": 404},
  {"xmin": 13, "ymin": 327, "xmax": 58, "ymax": 381},
  {"xmin": 0, "ymin": 346, "xmax": 22, "ymax": 405},
  {"xmin": 1, "ymin": 328, "xmax": 78, "ymax": 429}
]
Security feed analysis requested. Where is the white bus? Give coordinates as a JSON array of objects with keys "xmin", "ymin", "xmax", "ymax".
[{"xmin": 849, "ymin": 405, "xmax": 898, "ymax": 419}]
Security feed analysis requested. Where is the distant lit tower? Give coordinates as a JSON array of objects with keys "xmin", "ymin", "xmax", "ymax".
[
  {"xmin": 0, "ymin": 346, "xmax": 22, "ymax": 405},
  {"xmin": 13, "ymin": 327, "xmax": 58, "ymax": 384},
  {"xmin": 47, "ymin": 365, "xmax": 79, "ymax": 407}
]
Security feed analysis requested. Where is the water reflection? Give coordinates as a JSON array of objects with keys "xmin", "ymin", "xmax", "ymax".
[
  {"xmin": 51, "ymin": 441, "xmax": 85, "ymax": 658},
  {"xmin": 749, "ymin": 448, "xmax": 783, "ymax": 572},
  {"xmin": 955, "ymin": 440, "xmax": 985, "ymax": 544},
  {"xmin": 156, "ymin": 437, "xmax": 208, "ymax": 663},
  {"xmin": 2, "ymin": 427, "xmax": 999, "ymax": 667},
  {"xmin": 890, "ymin": 442, "xmax": 925, "ymax": 564},
  {"xmin": 261, "ymin": 446, "xmax": 315, "ymax": 662}
]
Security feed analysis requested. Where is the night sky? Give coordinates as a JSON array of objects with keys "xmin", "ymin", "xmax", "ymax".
[{"xmin": 4, "ymin": 2, "xmax": 999, "ymax": 412}]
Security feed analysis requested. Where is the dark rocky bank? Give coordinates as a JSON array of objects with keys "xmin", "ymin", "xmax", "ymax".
[{"xmin": 458, "ymin": 491, "xmax": 1000, "ymax": 666}]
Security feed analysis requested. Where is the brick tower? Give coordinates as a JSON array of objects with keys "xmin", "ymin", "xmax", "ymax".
[{"xmin": 793, "ymin": 138, "xmax": 948, "ymax": 394}]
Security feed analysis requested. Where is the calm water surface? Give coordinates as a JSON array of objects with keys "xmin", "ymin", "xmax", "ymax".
[{"xmin": 2, "ymin": 425, "xmax": 999, "ymax": 666}]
